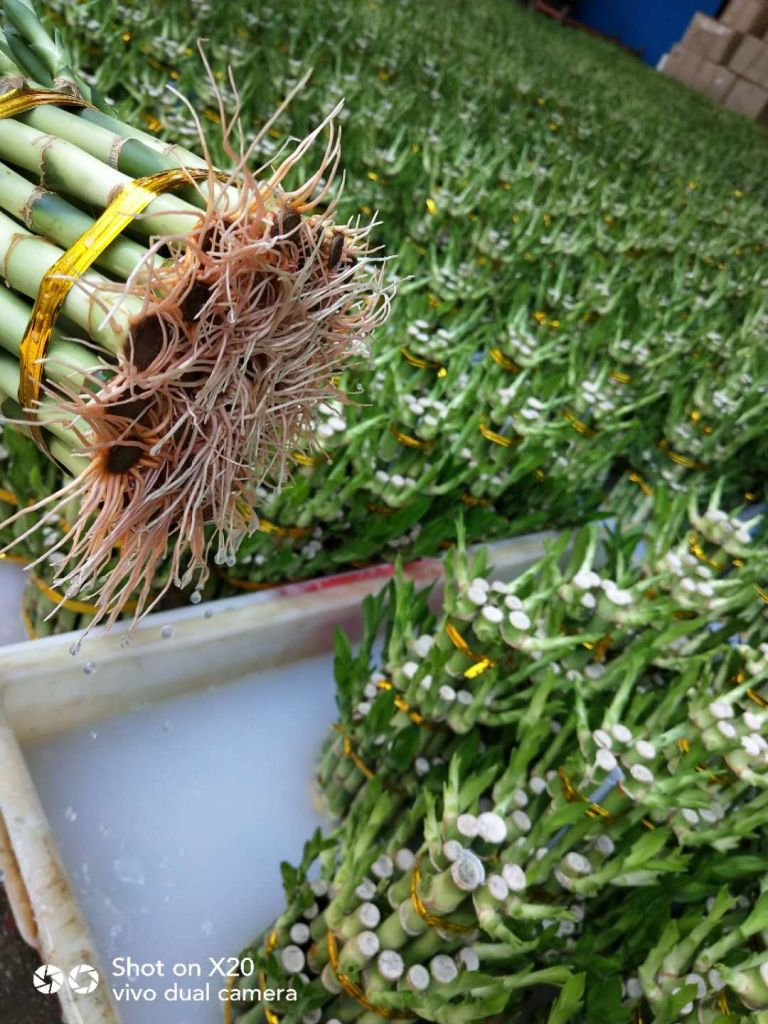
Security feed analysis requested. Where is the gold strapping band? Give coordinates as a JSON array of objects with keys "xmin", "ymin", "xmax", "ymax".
[
  {"xmin": 332, "ymin": 725, "xmax": 376, "ymax": 780},
  {"xmin": 400, "ymin": 346, "xmax": 447, "ymax": 378},
  {"xmin": 291, "ymin": 451, "xmax": 330, "ymax": 468},
  {"xmin": 628, "ymin": 471, "xmax": 653, "ymax": 496},
  {"xmin": 753, "ymin": 584, "xmax": 768, "ymax": 605},
  {"xmin": 479, "ymin": 422, "xmax": 518, "ymax": 448},
  {"xmin": 460, "ymin": 491, "xmax": 493, "ymax": 508},
  {"xmin": 746, "ymin": 688, "xmax": 768, "ymax": 709},
  {"xmin": 0, "ymin": 85, "xmax": 92, "ymax": 119},
  {"xmin": 257, "ymin": 518, "xmax": 312, "ymax": 538},
  {"xmin": 409, "ymin": 859, "xmax": 475, "ymax": 934},
  {"xmin": 218, "ymin": 574, "xmax": 278, "ymax": 593},
  {"xmin": 609, "ymin": 369, "xmax": 632, "ymax": 384},
  {"xmin": 657, "ymin": 439, "xmax": 706, "ymax": 471},
  {"xmin": 489, "ymin": 347, "xmax": 522, "ymax": 373},
  {"xmin": 688, "ymin": 533, "xmax": 725, "ymax": 570},
  {"xmin": 389, "ymin": 424, "xmax": 434, "ymax": 450},
  {"xmin": 445, "ymin": 620, "xmax": 496, "ymax": 678},
  {"xmin": 558, "ymin": 769, "xmax": 615, "ymax": 822},
  {"xmin": 562, "ymin": 408, "xmax": 597, "ymax": 438},
  {"xmin": 376, "ymin": 678, "xmax": 431, "ymax": 726},
  {"xmin": 326, "ymin": 931, "xmax": 414, "ymax": 1019},
  {"xmin": 0, "ymin": 488, "xmax": 19, "ymax": 505},
  {"xmin": 17, "ymin": 165, "xmax": 214, "ymax": 444},
  {"xmin": 31, "ymin": 573, "xmax": 138, "ymax": 616},
  {"xmin": 252, "ymin": 930, "xmax": 281, "ymax": 1024}
]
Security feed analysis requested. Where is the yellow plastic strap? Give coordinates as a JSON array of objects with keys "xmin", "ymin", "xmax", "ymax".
[
  {"xmin": 367, "ymin": 501, "xmax": 396, "ymax": 516},
  {"xmin": 218, "ymin": 573, "xmax": 278, "ymax": 593},
  {"xmin": 489, "ymin": 347, "xmax": 522, "ymax": 373},
  {"xmin": 400, "ymin": 346, "xmax": 447, "ymax": 378},
  {"xmin": 20, "ymin": 601, "xmax": 37, "ymax": 640},
  {"xmin": 389, "ymin": 424, "xmax": 434, "ymax": 450},
  {"xmin": 409, "ymin": 860, "xmax": 475, "ymax": 934},
  {"xmin": 31, "ymin": 573, "xmax": 138, "ymax": 616},
  {"xmin": 688, "ymin": 532, "xmax": 726, "ymax": 571},
  {"xmin": 0, "ymin": 487, "xmax": 19, "ymax": 505},
  {"xmin": 460, "ymin": 492, "xmax": 492, "ymax": 508},
  {"xmin": 259, "ymin": 931, "xmax": 281, "ymax": 1024},
  {"xmin": 376, "ymin": 678, "xmax": 431, "ymax": 727},
  {"xmin": 290, "ymin": 450, "xmax": 330, "ymax": 468},
  {"xmin": 445, "ymin": 620, "xmax": 496, "ymax": 677},
  {"xmin": 562, "ymin": 408, "xmax": 597, "ymax": 438},
  {"xmin": 257, "ymin": 518, "xmax": 312, "ymax": 538},
  {"xmin": 0, "ymin": 86, "xmax": 92, "ymax": 119},
  {"xmin": 326, "ymin": 931, "xmax": 414, "ymax": 1019},
  {"xmin": 18, "ymin": 165, "xmax": 213, "ymax": 436},
  {"xmin": 628, "ymin": 470, "xmax": 653, "ymax": 496},
  {"xmin": 336, "ymin": 728, "xmax": 375, "ymax": 780},
  {"xmin": 657, "ymin": 439, "xmax": 706, "ymax": 470},
  {"xmin": 479, "ymin": 421, "xmax": 518, "ymax": 448},
  {"xmin": 609, "ymin": 369, "xmax": 632, "ymax": 384}
]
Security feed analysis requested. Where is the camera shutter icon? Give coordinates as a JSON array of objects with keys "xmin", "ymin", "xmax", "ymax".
[
  {"xmin": 33, "ymin": 964, "xmax": 64, "ymax": 995},
  {"xmin": 69, "ymin": 964, "xmax": 100, "ymax": 995}
]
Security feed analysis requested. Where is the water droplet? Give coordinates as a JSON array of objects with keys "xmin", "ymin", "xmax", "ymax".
[
  {"xmin": 190, "ymin": 590, "xmax": 202, "ymax": 605},
  {"xmin": 161, "ymin": 625, "xmax": 173, "ymax": 639},
  {"xmin": 213, "ymin": 551, "xmax": 225, "ymax": 566},
  {"xmin": 227, "ymin": 310, "xmax": 237, "ymax": 323},
  {"xmin": 120, "ymin": 635, "xmax": 131, "ymax": 648},
  {"xmin": 204, "ymin": 609, "xmax": 213, "ymax": 619},
  {"xmin": 114, "ymin": 857, "xmax": 145, "ymax": 885},
  {"xmin": 64, "ymin": 805, "xmax": 77, "ymax": 822},
  {"xmin": 162, "ymin": 720, "xmax": 171, "ymax": 732},
  {"xmin": 83, "ymin": 661, "xmax": 96, "ymax": 675},
  {"xmin": 69, "ymin": 641, "xmax": 81, "ymax": 657},
  {"xmin": 226, "ymin": 554, "xmax": 236, "ymax": 567},
  {"xmin": 90, "ymin": 730, "xmax": 98, "ymax": 740}
]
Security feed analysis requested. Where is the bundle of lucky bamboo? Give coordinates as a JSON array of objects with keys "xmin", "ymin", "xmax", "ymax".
[
  {"xmin": 0, "ymin": 0, "xmax": 388, "ymax": 625},
  {"xmin": 228, "ymin": 491, "xmax": 768, "ymax": 1022}
]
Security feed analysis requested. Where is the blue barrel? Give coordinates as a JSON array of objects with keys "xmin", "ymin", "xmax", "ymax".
[{"xmin": 573, "ymin": 0, "xmax": 723, "ymax": 66}]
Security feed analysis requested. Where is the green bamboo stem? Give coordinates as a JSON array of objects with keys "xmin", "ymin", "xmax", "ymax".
[
  {"xmin": 0, "ymin": 161, "xmax": 150, "ymax": 279},
  {"xmin": 0, "ymin": 207, "xmax": 141, "ymax": 352},
  {"xmin": 0, "ymin": 350, "xmax": 80, "ymax": 447},
  {"xmin": 18, "ymin": 104, "xmax": 239, "ymax": 213},
  {"xmin": 0, "ymin": 283, "xmax": 98, "ymax": 387},
  {"xmin": 0, "ymin": 116, "xmax": 202, "ymax": 237}
]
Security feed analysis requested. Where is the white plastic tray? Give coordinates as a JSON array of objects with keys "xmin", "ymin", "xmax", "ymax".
[{"xmin": 0, "ymin": 533, "xmax": 554, "ymax": 1024}]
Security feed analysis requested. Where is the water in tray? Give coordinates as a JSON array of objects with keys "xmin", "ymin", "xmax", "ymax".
[{"xmin": 22, "ymin": 652, "xmax": 338, "ymax": 1024}]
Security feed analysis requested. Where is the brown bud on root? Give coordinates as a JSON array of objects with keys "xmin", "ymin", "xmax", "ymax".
[
  {"xmin": 105, "ymin": 443, "xmax": 144, "ymax": 474},
  {"xmin": 125, "ymin": 315, "xmax": 166, "ymax": 371}
]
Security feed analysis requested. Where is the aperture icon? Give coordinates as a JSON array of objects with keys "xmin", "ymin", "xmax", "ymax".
[{"xmin": 33, "ymin": 964, "xmax": 64, "ymax": 995}]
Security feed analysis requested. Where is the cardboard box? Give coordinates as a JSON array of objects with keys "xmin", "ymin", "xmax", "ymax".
[
  {"xmin": 681, "ymin": 13, "xmax": 741, "ymax": 64},
  {"xmin": 695, "ymin": 59, "xmax": 738, "ymax": 102},
  {"xmin": 721, "ymin": 0, "xmax": 768, "ymax": 36},
  {"xmin": 729, "ymin": 33, "xmax": 768, "ymax": 84},
  {"xmin": 722, "ymin": 75, "xmax": 768, "ymax": 119},
  {"xmin": 661, "ymin": 45, "xmax": 705, "ymax": 88}
]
